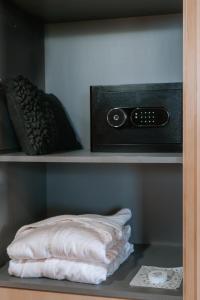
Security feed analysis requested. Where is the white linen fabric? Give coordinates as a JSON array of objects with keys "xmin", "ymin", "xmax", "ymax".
[
  {"xmin": 7, "ymin": 209, "xmax": 132, "ymax": 263},
  {"xmin": 9, "ymin": 243, "xmax": 133, "ymax": 285},
  {"xmin": 7, "ymin": 209, "xmax": 133, "ymax": 284}
]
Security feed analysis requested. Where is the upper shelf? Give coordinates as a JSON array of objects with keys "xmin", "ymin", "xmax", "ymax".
[
  {"xmin": 0, "ymin": 150, "xmax": 182, "ymax": 164},
  {"xmin": 10, "ymin": 0, "xmax": 183, "ymax": 23}
]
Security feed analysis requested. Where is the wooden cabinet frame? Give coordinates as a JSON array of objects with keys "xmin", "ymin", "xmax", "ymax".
[
  {"xmin": 184, "ymin": 0, "xmax": 200, "ymax": 299},
  {"xmin": 0, "ymin": 0, "xmax": 199, "ymax": 299}
]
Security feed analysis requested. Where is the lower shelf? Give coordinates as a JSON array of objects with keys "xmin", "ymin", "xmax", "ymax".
[{"xmin": 0, "ymin": 245, "xmax": 182, "ymax": 300}]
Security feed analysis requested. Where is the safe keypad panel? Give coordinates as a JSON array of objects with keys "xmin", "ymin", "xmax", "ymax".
[{"xmin": 131, "ymin": 108, "xmax": 170, "ymax": 127}]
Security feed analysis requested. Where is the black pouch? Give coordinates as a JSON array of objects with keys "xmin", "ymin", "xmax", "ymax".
[{"xmin": 5, "ymin": 76, "xmax": 82, "ymax": 155}]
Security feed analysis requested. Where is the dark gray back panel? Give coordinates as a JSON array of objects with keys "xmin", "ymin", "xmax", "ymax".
[
  {"xmin": 46, "ymin": 15, "xmax": 183, "ymax": 245},
  {"xmin": 47, "ymin": 164, "xmax": 182, "ymax": 245},
  {"xmin": 45, "ymin": 14, "xmax": 183, "ymax": 149},
  {"xmin": 0, "ymin": 163, "xmax": 46, "ymax": 265},
  {"xmin": 140, "ymin": 165, "xmax": 182, "ymax": 245},
  {"xmin": 0, "ymin": 1, "xmax": 44, "ymax": 86},
  {"xmin": 0, "ymin": 2, "xmax": 46, "ymax": 265}
]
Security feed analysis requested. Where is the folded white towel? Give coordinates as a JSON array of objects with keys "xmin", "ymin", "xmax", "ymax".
[
  {"xmin": 9, "ymin": 242, "xmax": 134, "ymax": 284},
  {"xmin": 7, "ymin": 209, "xmax": 132, "ymax": 265}
]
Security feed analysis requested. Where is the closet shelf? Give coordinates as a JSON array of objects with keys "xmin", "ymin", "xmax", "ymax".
[
  {"xmin": 10, "ymin": 0, "xmax": 182, "ymax": 23},
  {"xmin": 0, "ymin": 245, "xmax": 182, "ymax": 300},
  {"xmin": 0, "ymin": 151, "xmax": 182, "ymax": 164}
]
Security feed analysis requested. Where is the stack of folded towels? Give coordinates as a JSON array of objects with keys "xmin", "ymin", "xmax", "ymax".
[{"xmin": 7, "ymin": 208, "xmax": 133, "ymax": 284}]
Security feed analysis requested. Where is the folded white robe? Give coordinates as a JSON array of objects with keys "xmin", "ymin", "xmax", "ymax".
[
  {"xmin": 7, "ymin": 209, "xmax": 132, "ymax": 265},
  {"xmin": 9, "ymin": 242, "xmax": 134, "ymax": 284}
]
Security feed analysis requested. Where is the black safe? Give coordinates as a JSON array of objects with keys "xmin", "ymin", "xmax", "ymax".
[{"xmin": 90, "ymin": 83, "xmax": 182, "ymax": 152}]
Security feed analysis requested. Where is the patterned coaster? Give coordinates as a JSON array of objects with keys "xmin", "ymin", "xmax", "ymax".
[{"xmin": 130, "ymin": 266, "xmax": 183, "ymax": 290}]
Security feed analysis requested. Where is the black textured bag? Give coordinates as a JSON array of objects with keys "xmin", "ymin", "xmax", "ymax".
[{"xmin": 5, "ymin": 76, "xmax": 82, "ymax": 155}]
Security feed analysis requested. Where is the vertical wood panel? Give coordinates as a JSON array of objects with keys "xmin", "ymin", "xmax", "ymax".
[
  {"xmin": 183, "ymin": 0, "xmax": 200, "ymax": 299},
  {"xmin": 196, "ymin": 0, "xmax": 200, "ymax": 298}
]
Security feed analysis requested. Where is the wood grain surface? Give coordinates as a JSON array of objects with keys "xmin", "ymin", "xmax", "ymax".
[
  {"xmin": 183, "ymin": 0, "xmax": 200, "ymax": 299},
  {"xmin": 0, "ymin": 288, "xmax": 127, "ymax": 300}
]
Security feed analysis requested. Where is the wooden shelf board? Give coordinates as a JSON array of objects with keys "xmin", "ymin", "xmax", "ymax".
[
  {"xmin": 0, "ymin": 151, "xmax": 183, "ymax": 164},
  {"xmin": 0, "ymin": 244, "xmax": 182, "ymax": 300},
  {"xmin": 10, "ymin": 0, "xmax": 183, "ymax": 23}
]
